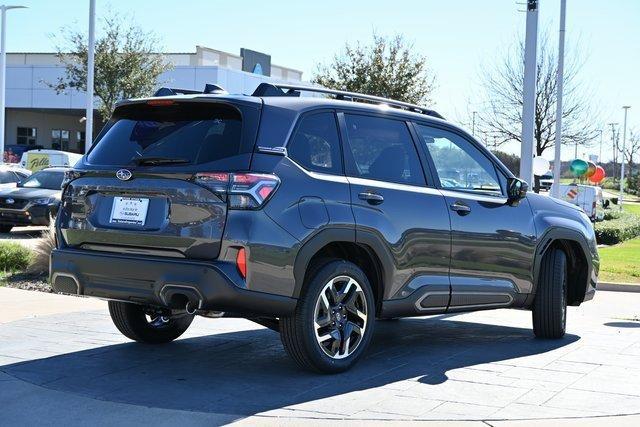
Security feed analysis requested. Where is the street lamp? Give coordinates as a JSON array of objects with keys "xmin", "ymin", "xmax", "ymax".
[
  {"xmin": 620, "ymin": 106, "xmax": 631, "ymax": 205},
  {"xmin": 520, "ymin": 0, "xmax": 539, "ymax": 186},
  {"xmin": 85, "ymin": 0, "xmax": 96, "ymax": 154},
  {"xmin": 0, "ymin": 4, "xmax": 27, "ymax": 165}
]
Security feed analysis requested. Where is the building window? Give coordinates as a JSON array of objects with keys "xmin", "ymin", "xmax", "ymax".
[
  {"xmin": 17, "ymin": 127, "xmax": 37, "ymax": 145},
  {"xmin": 51, "ymin": 129, "xmax": 70, "ymax": 150},
  {"xmin": 76, "ymin": 131, "xmax": 86, "ymax": 154}
]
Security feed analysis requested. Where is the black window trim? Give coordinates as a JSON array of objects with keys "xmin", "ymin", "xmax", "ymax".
[
  {"xmin": 410, "ymin": 121, "xmax": 509, "ymax": 198},
  {"xmin": 284, "ymin": 108, "xmax": 346, "ymax": 176},
  {"xmin": 337, "ymin": 110, "xmax": 431, "ymax": 188}
]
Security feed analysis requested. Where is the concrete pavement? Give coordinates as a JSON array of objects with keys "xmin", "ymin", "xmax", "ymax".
[{"xmin": 1, "ymin": 287, "xmax": 640, "ymax": 425}]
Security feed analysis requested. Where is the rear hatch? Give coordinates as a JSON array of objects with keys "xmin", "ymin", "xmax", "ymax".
[{"xmin": 59, "ymin": 99, "xmax": 260, "ymax": 259}]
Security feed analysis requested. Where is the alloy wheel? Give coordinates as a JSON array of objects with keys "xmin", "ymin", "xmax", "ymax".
[{"xmin": 313, "ymin": 275, "xmax": 368, "ymax": 359}]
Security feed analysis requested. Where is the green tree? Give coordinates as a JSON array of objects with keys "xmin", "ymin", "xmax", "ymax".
[
  {"xmin": 313, "ymin": 33, "xmax": 436, "ymax": 105},
  {"xmin": 51, "ymin": 14, "xmax": 172, "ymax": 121}
]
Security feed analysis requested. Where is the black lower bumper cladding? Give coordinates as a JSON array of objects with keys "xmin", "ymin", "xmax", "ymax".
[{"xmin": 50, "ymin": 248, "xmax": 296, "ymax": 317}]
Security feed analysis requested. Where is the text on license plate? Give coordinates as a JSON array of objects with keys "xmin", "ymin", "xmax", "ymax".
[{"xmin": 110, "ymin": 197, "xmax": 150, "ymax": 225}]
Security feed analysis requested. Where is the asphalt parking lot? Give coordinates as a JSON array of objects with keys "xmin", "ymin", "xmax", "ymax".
[
  {"xmin": 1, "ymin": 289, "xmax": 640, "ymax": 425},
  {"xmin": 0, "ymin": 225, "xmax": 46, "ymax": 249}
]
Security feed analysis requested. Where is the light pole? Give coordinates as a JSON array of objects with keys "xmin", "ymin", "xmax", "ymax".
[
  {"xmin": 620, "ymin": 106, "xmax": 631, "ymax": 205},
  {"xmin": 520, "ymin": 0, "xmax": 539, "ymax": 185},
  {"xmin": 85, "ymin": 0, "xmax": 96, "ymax": 154},
  {"xmin": 0, "ymin": 5, "xmax": 26, "ymax": 164},
  {"xmin": 551, "ymin": 0, "xmax": 566, "ymax": 199}
]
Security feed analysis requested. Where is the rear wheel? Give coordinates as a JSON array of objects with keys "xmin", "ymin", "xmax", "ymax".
[
  {"xmin": 108, "ymin": 301, "xmax": 194, "ymax": 344},
  {"xmin": 532, "ymin": 248, "xmax": 567, "ymax": 339},
  {"xmin": 280, "ymin": 260, "xmax": 375, "ymax": 373},
  {"xmin": 0, "ymin": 225, "xmax": 12, "ymax": 233}
]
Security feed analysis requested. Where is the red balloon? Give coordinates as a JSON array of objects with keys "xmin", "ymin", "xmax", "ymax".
[{"xmin": 589, "ymin": 166, "xmax": 605, "ymax": 184}]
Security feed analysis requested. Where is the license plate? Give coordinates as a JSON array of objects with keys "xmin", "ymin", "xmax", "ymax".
[{"xmin": 110, "ymin": 197, "xmax": 150, "ymax": 225}]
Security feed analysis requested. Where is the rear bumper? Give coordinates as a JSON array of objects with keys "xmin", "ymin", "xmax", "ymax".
[{"xmin": 50, "ymin": 248, "xmax": 297, "ymax": 317}]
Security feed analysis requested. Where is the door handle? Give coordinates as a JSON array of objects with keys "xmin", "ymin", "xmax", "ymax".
[
  {"xmin": 450, "ymin": 201, "xmax": 471, "ymax": 215},
  {"xmin": 358, "ymin": 192, "xmax": 384, "ymax": 205}
]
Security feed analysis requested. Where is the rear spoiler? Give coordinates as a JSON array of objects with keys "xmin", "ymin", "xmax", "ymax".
[{"xmin": 153, "ymin": 84, "xmax": 227, "ymax": 97}]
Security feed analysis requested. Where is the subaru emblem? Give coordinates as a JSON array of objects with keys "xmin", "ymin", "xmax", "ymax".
[
  {"xmin": 6, "ymin": 198, "xmax": 14, "ymax": 204},
  {"xmin": 116, "ymin": 169, "xmax": 132, "ymax": 181}
]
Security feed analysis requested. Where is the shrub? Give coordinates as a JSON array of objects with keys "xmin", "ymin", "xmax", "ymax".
[
  {"xmin": 595, "ymin": 210, "xmax": 640, "ymax": 245},
  {"xmin": 27, "ymin": 223, "xmax": 56, "ymax": 276},
  {"xmin": 0, "ymin": 242, "xmax": 32, "ymax": 272}
]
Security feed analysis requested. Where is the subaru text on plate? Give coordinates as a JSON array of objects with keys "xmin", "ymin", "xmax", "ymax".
[{"xmin": 51, "ymin": 83, "xmax": 598, "ymax": 373}]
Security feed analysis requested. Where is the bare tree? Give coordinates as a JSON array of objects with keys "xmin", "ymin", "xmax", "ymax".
[
  {"xmin": 472, "ymin": 31, "xmax": 598, "ymax": 156},
  {"xmin": 621, "ymin": 129, "xmax": 640, "ymax": 180}
]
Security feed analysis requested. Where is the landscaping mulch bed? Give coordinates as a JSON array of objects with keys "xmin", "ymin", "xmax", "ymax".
[{"xmin": 3, "ymin": 272, "xmax": 51, "ymax": 293}]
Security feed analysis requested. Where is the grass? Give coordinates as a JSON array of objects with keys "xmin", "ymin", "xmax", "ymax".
[
  {"xmin": 599, "ymin": 237, "xmax": 640, "ymax": 284},
  {"xmin": 623, "ymin": 203, "xmax": 640, "ymax": 216}
]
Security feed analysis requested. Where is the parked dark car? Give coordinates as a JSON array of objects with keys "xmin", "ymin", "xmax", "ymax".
[
  {"xmin": 0, "ymin": 167, "xmax": 68, "ymax": 232},
  {"xmin": 50, "ymin": 84, "xmax": 598, "ymax": 373}
]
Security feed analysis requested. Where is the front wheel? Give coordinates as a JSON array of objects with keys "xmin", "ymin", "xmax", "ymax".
[
  {"xmin": 532, "ymin": 248, "xmax": 568, "ymax": 339},
  {"xmin": 0, "ymin": 225, "xmax": 12, "ymax": 233},
  {"xmin": 280, "ymin": 260, "xmax": 375, "ymax": 373},
  {"xmin": 108, "ymin": 301, "xmax": 194, "ymax": 344}
]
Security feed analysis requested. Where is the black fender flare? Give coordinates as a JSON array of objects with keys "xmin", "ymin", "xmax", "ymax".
[
  {"xmin": 529, "ymin": 226, "xmax": 593, "ymax": 306},
  {"xmin": 292, "ymin": 227, "xmax": 395, "ymax": 300}
]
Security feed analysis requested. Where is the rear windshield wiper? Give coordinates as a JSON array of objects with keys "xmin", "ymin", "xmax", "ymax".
[{"xmin": 132, "ymin": 156, "xmax": 190, "ymax": 166}]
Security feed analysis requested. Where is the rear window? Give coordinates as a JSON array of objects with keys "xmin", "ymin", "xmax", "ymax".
[
  {"xmin": 87, "ymin": 103, "xmax": 244, "ymax": 166},
  {"xmin": 21, "ymin": 171, "xmax": 64, "ymax": 190}
]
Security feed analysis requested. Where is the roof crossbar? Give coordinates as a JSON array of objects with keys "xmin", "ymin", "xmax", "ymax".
[{"xmin": 251, "ymin": 83, "xmax": 443, "ymax": 119}]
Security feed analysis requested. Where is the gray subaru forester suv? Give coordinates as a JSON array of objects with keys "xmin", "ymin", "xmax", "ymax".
[{"xmin": 51, "ymin": 83, "xmax": 598, "ymax": 373}]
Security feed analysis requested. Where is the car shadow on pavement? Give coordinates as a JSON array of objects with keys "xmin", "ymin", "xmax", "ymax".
[{"xmin": 1, "ymin": 316, "xmax": 579, "ymax": 417}]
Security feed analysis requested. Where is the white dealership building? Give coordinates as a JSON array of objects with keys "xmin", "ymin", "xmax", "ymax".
[{"xmin": 5, "ymin": 46, "xmax": 303, "ymax": 153}]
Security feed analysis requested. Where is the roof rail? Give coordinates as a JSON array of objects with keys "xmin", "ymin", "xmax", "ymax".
[
  {"xmin": 251, "ymin": 83, "xmax": 443, "ymax": 119},
  {"xmin": 154, "ymin": 84, "xmax": 227, "ymax": 97}
]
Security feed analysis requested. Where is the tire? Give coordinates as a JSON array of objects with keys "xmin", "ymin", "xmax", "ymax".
[
  {"xmin": 280, "ymin": 259, "xmax": 375, "ymax": 373},
  {"xmin": 532, "ymin": 248, "xmax": 567, "ymax": 339},
  {"xmin": 108, "ymin": 301, "xmax": 194, "ymax": 344},
  {"xmin": 0, "ymin": 225, "xmax": 12, "ymax": 233}
]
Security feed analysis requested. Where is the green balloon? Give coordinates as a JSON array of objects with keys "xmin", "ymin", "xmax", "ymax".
[{"xmin": 570, "ymin": 159, "xmax": 588, "ymax": 177}]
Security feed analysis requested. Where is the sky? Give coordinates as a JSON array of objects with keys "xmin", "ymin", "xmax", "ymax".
[{"xmin": 5, "ymin": 0, "xmax": 640, "ymax": 162}]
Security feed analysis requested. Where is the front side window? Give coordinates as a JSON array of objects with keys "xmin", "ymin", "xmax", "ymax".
[
  {"xmin": 344, "ymin": 115, "xmax": 425, "ymax": 186},
  {"xmin": 415, "ymin": 124, "xmax": 502, "ymax": 195},
  {"xmin": 288, "ymin": 112, "xmax": 342, "ymax": 174},
  {"xmin": 0, "ymin": 171, "xmax": 19, "ymax": 184}
]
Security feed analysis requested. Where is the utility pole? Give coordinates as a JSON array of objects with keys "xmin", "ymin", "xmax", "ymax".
[
  {"xmin": 0, "ymin": 5, "xmax": 27, "ymax": 164},
  {"xmin": 598, "ymin": 129, "xmax": 603, "ymax": 162},
  {"xmin": 551, "ymin": 0, "xmax": 566, "ymax": 198},
  {"xmin": 609, "ymin": 122, "xmax": 618, "ymax": 183},
  {"xmin": 85, "ymin": 0, "xmax": 96, "ymax": 154},
  {"xmin": 472, "ymin": 111, "xmax": 477, "ymax": 136},
  {"xmin": 620, "ymin": 106, "xmax": 631, "ymax": 205},
  {"xmin": 520, "ymin": 0, "xmax": 539, "ymax": 185}
]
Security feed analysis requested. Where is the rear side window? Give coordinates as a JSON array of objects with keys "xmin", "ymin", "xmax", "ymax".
[
  {"xmin": 288, "ymin": 112, "xmax": 342, "ymax": 174},
  {"xmin": 344, "ymin": 114, "xmax": 425, "ymax": 186},
  {"xmin": 87, "ymin": 103, "xmax": 243, "ymax": 166}
]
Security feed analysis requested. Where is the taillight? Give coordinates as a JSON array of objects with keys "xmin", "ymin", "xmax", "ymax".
[{"xmin": 194, "ymin": 172, "xmax": 279, "ymax": 209}]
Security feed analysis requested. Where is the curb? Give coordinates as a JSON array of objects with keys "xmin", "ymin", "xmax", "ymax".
[{"xmin": 598, "ymin": 282, "xmax": 640, "ymax": 293}]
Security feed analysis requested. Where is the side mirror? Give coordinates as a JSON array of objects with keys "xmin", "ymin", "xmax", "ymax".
[{"xmin": 507, "ymin": 177, "xmax": 528, "ymax": 202}]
